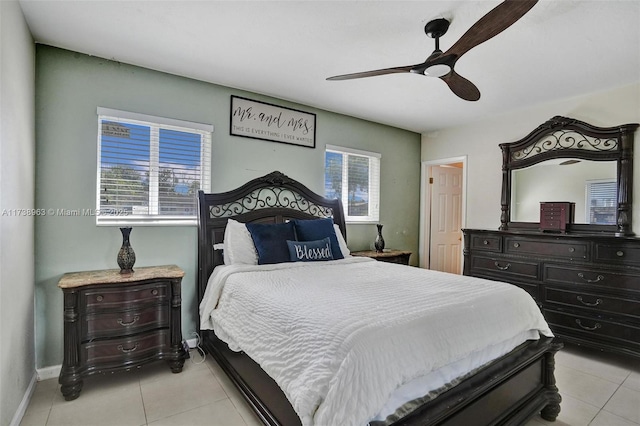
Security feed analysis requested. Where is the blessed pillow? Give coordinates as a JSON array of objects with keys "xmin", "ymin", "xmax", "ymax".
[
  {"xmin": 246, "ymin": 221, "xmax": 297, "ymax": 265},
  {"xmin": 292, "ymin": 218, "xmax": 344, "ymax": 260},
  {"xmin": 287, "ymin": 238, "xmax": 334, "ymax": 262},
  {"xmin": 223, "ymin": 218, "xmax": 258, "ymax": 265}
]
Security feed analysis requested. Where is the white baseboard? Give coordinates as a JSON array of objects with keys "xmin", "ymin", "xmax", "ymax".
[
  {"xmin": 35, "ymin": 338, "xmax": 198, "ymax": 383},
  {"xmin": 9, "ymin": 372, "xmax": 37, "ymax": 426},
  {"xmin": 37, "ymin": 364, "xmax": 61, "ymax": 381}
]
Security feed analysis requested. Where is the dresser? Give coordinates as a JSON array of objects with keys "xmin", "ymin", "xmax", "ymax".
[
  {"xmin": 463, "ymin": 229, "xmax": 640, "ymax": 358},
  {"xmin": 351, "ymin": 249, "xmax": 412, "ymax": 265},
  {"xmin": 58, "ymin": 265, "xmax": 187, "ymax": 400}
]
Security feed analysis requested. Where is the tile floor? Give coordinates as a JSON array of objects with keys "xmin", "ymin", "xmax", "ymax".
[{"xmin": 20, "ymin": 343, "xmax": 640, "ymax": 426}]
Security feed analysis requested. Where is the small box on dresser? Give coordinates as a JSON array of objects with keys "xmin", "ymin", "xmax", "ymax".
[
  {"xmin": 540, "ymin": 202, "xmax": 575, "ymax": 233},
  {"xmin": 57, "ymin": 265, "xmax": 187, "ymax": 400}
]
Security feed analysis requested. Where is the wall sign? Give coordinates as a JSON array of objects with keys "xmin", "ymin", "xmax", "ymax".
[{"xmin": 230, "ymin": 95, "xmax": 316, "ymax": 148}]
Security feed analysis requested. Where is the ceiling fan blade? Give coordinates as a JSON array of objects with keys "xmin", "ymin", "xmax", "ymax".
[
  {"xmin": 326, "ymin": 64, "xmax": 416, "ymax": 81},
  {"xmin": 444, "ymin": 0, "xmax": 538, "ymax": 60},
  {"xmin": 440, "ymin": 71, "xmax": 481, "ymax": 101}
]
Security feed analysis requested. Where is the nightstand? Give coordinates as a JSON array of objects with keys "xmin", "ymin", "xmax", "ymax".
[
  {"xmin": 351, "ymin": 249, "xmax": 412, "ymax": 265},
  {"xmin": 58, "ymin": 265, "xmax": 187, "ymax": 400}
]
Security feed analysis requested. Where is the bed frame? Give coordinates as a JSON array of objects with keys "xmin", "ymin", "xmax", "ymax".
[{"xmin": 197, "ymin": 171, "xmax": 562, "ymax": 425}]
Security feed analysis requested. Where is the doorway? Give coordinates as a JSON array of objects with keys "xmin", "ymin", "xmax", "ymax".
[{"xmin": 419, "ymin": 156, "xmax": 467, "ymax": 274}]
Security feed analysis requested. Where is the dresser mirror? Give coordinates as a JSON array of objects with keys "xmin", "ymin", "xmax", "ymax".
[
  {"xmin": 511, "ymin": 158, "xmax": 617, "ymax": 224},
  {"xmin": 500, "ymin": 116, "xmax": 638, "ymax": 236}
]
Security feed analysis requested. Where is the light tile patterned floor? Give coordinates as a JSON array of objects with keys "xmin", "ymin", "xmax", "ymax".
[{"xmin": 20, "ymin": 343, "xmax": 640, "ymax": 426}]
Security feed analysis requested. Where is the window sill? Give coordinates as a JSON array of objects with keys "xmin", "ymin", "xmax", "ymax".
[{"xmin": 96, "ymin": 217, "xmax": 197, "ymax": 227}]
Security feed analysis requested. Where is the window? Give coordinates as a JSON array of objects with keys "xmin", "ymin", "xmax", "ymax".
[
  {"xmin": 96, "ymin": 107, "xmax": 212, "ymax": 225},
  {"xmin": 324, "ymin": 145, "xmax": 380, "ymax": 222},
  {"xmin": 586, "ymin": 179, "xmax": 617, "ymax": 225}
]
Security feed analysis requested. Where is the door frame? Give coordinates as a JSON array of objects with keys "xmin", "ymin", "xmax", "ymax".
[{"xmin": 419, "ymin": 156, "xmax": 467, "ymax": 271}]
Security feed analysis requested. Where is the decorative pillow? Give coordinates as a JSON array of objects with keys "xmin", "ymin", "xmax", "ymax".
[
  {"xmin": 293, "ymin": 218, "xmax": 344, "ymax": 260},
  {"xmin": 333, "ymin": 224, "xmax": 350, "ymax": 257},
  {"xmin": 223, "ymin": 219, "xmax": 258, "ymax": 265},
  {"xmin": 287, "ymin": 238, "xmax": 334, "ymax": 262},
  {"xmin": 246, "ymin": 221, "xmax": 297, "ymax": 265}
]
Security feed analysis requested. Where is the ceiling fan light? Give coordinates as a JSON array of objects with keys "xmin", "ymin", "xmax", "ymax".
[{"xmin": 424, "ymin": 64, "xmax": 451, "ymax": 77}]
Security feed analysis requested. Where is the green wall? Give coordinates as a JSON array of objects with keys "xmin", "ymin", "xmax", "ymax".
[{"xmin": 35, "ymin": 45, "xmax": 421, "ymax": 368}]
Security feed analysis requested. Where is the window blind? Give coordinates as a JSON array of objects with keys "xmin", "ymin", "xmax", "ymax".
[
  {"xmin": 96, "ymin": 108, "xmax": 212, "ymax": 226},
  {"xmin": 586, "ymin": 180, "xmax": 617, "ymax": 225},
  {"xmin": 325, "ymin": 145, "xmax": 380, "ymax": 222}
]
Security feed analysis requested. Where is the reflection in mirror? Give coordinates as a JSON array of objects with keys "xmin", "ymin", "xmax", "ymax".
[{"xmin": 511, "ymin": 159, "xmax": 617, "ymax": 224}]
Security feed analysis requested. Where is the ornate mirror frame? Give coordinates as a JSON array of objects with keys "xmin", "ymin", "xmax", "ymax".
[{"xmin": 499, "ymin": 116, "xmax": 638, "ymax": 236}]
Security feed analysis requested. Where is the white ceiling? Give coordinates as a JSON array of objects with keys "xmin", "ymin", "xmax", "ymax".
[{"xmin": 18, "ymin": 0, "xmax": 640, "ymax": 134}]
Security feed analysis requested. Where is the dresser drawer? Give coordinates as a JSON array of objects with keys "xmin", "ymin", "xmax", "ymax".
[
  {"xmin": 80, "ymin": 329, "xmax": 169, "ymax": 366},
  {"xmin": 544, "ymin": 265, "xmax": 640, "ymax": 293},
  {"xmin": 595, "ymin": 243, "xmax": 640, "ymax": 266},
  {"xmin": 469, "ymin": 234, "xmax": 502, "ymax": 253},
  {"xmin": 544, "ymin": 309, "xmax": 640, "ymax": 350},
  {"xmin": 470, "ymin": 255, "xmax": 539, "ymax": 280},
  {"xmin": 82, "ymin": 282, "xmax": 169, "ymax": 313},
  {"xmin": 544, "ymin": 287, "xmax": 640, "ymax": 320},
  {"xmin": 81, "ymin": 305, "xmax": 170, "ymax": 341},
  {"xmin": 505, "ymin": 237, "xmax": 588, "ymax": 260}
]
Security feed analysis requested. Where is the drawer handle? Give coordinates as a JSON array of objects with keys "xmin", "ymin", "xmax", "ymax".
[
  {"xmin": 513, "ymin": 242, "xmax": 520, "ymax": 248},
  {"xmin": 494, "ymin": 261, "xmax": 511, "ymax": 271},
  {"xmin": 151, "ymin": 289, "xmax": 159, "ymax": 296},
  {"xmin": 616, "ymin": 250, "xmax": 624, "ymax": 257},
  {"xmin": 568, "ymin": 247, "xmax": 575, "ymax": 253},
  {"xmin": 96, "ymin": 295, "xmax": 104, "ymax": 302},
  {"xmin": 575, "ymin": 319, "xmax": 601, "ymax": 331},
  {"xmin": 117, "ymin": 344, "xmax": 138, "ymax": 354},
  {"xmin": 577, "ymin": 273, "xmax": 604, "ymax": 283},
  {"xmin": 576, "ymin": 296, "xmax": 603, "ymax": 307},
  {"xmin": 117, "ymin": 315, "xmax": 140, "ymax": 326},
  {"xmin": 483, "ymin": 240, "xmax": 489, "ymax": 245}
]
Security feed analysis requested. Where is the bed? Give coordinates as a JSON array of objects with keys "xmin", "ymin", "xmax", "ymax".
[{"xmin": 197, "ymin": 171, "xmax": 562, "ymax": 426}]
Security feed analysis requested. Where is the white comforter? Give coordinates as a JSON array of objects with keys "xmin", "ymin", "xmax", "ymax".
[{"xmin": 200, "ymin": 257, "xmax": 553, "ymax": 426}]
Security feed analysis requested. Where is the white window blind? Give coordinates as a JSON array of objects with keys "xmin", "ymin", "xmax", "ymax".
[
  {"xmin": 586, "ymin": 179, "xmax": 617, "ymax": 225},
  {"xmin": 96, "ymin": 108, "xmax": 212, "ymax": 226},
  {"xmin": 325, "ymin": 145, "xmax": 380, "ymax": 223}
]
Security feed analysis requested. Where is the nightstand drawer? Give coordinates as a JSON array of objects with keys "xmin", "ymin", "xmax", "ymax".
[
  {"xmin": 81, "ymin": 329, "xmax": 169, "ymax": 366},
  {"xmin": 81, "ymin": 305, "xmax": 170, "ymax": 340},
  {"xmin": 82, "ymin": 282, "xmax": 169, "ymax": 312}
]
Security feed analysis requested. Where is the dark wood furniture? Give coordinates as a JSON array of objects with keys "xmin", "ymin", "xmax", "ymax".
[
  {"xmin": 499, "ymin": 116, "xmax": 638, "ymax": 236},
  {"xmin": 539, "ymin": 202, "xmax": 575, "ymax": 233},
  {"xmin": 197, "ymin": 171, "xmax": 561, "ymax": 426},
  {"xmin": 58, "ymin": 265, "xmax": 187, "ymax": 400},
  {"xmin": 465, "ymin": 116, "xmax": 640, "ymax": 359},
  {"xmin": 351, "ymin": 249, "xmax": 412, "ymax": 265},
  {"xmin": 463, "ymin": 229, "xmax": 640, "ymax": 358}
]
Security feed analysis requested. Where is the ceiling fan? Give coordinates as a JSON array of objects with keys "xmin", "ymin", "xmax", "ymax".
[{"xmin": 326, "ymin": 0, "xmax": 538, "ymax": 101}]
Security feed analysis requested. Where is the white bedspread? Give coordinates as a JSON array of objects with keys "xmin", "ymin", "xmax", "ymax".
[{"xmin": 200, "ymin": 257, "xmax": 553, "ymax": 426}]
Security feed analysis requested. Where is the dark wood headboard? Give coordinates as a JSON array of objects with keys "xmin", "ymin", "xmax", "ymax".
[{"xmin": 197, "ymin": 171, "xmax": 346, "ymax": 305}]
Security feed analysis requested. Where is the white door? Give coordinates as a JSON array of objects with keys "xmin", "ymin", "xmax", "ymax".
[{"xmin": 429, "ymin": 165, "xmax": 463, "ymax": 274}]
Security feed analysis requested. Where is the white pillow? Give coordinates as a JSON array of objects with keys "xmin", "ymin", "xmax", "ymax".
[
  {"xmin": 223, "ymin": 219, "xmax": 258, "ymax": 265},
  {"xmin": 333, "ymin": 224, "xmax": 350, "ymax": 257}
]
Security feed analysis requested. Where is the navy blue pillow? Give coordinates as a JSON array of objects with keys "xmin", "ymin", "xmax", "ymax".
[
  {"xmin": 246, "ymin": 222, "xmax": 297, "ymax": 265},
  {"xmin": 293, "ymin": 218, "xmax": 344, "ymax": 260},
  {"xmin": 287, "ymin": 238, "xmax": 334, "ymax": 262}
]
